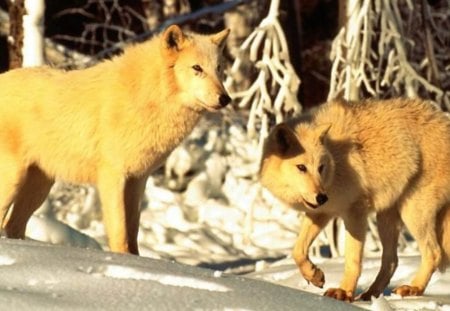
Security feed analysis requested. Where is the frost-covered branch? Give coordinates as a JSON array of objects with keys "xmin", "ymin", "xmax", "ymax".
[
  {"xmin": 83, "ymin": 0, "xmax": 253, "ymax": 64},
  {"xmin": 224, "ymin": 0, "xmax": 301, "ymax": 149},
  {"xmin": 53, "ymin": 0, "xmax": 144, "ymax": 55},
  {"xmin": 329, "ymin": 0, "xmax": 450, "ymax": 108}
]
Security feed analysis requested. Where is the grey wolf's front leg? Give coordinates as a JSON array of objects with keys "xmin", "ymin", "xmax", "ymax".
[
  {"xmin": 324, "ymin": 208, "xmax": 367, "ymax": 302},
  {"xmin": 359, "ymin": 208, "xmax": 401, "ymax": 300},
  {"xmin": 293, "ymin": 213, "xmax": 332, "ymax": 288}
]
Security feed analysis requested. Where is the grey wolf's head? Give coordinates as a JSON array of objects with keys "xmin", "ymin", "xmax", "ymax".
[{"xmin": 260, "ymin": 122, "xmax": 335, "ymax": 211}]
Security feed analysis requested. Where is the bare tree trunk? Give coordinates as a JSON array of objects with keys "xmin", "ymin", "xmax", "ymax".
[
  {"xmin": 280, "ymin": 0, "xmax": 302, "ymax": 102},
  {"xmin": 7, "ymin": 0, "xmax": 44, "ymax": 69},
  {"xmin": 7, "ymin": 0, "xmax": 25, "ymax": 69},
  {"xmin": 338, "ymin": 0, "xmax": 347, "ymax": 29}
]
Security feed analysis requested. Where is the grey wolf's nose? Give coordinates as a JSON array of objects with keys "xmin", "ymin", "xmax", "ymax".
[
  {"xmin": 316, "ymin": 193, "xmax": 328, "ymax": 205},
  {"xmin": 219, "ymin": 94, "xmax": 231, "ymax": 107}
]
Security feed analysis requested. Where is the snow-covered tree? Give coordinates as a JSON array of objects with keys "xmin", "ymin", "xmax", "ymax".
[
  {"xmin": 22, "ymin": 0, "xmax": 45, "ymax": 67},
  {"xmin": 224, "ymin": 0, "xmax": 302, "ymax": 152},
  {"xmin": 329, "ymin": 0, "xmax": 449, "ymax": 108}
]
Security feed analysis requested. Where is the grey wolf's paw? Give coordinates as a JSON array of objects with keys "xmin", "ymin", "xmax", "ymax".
[
  {"xmin": 323, "ymin": 288, "xmax": 354, "ymax": 302},
  {"xmin": 303, "ymin": 266, "xmax": 325, "ymax": 288},
  {"xmin": 393, "ymin": 285, "xmax": 424, "ymax": 297},
  {"xmin": 358, "ymin": 290, "xmax": 380, "ymax": 301}
]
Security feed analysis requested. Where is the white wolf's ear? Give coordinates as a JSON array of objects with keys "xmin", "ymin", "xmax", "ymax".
[
  {"xmin": 265, "ymin": 123, "xmax": 303, "ymax": 158},
  {"xmin": 163, "ymin": 24, "xmax": 185, "ymax": 51},
  {"xmin": 317, "ymin": 123, "xmax": 332, "ymax": 144},
  {"xmin": 210, "ymin": 29, "xmax": 230, "ymax": 49}
]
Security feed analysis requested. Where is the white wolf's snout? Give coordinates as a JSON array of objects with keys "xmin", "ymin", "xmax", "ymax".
[{"xmin": 194, "ymin": 82, "xmax": 231, "ymax": 111}]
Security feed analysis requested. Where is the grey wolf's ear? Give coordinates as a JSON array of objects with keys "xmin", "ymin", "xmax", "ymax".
[
  {"xmin": 317, "ymin": 123, "xmax": 331, "ymax": 144},
  {"xmin": 163, "ymin": 25, "xmax": 185, "ymax": 51},
  {"xmin": 265, "ymin": 123, "xmax": 303, "ymax": 158},
  {"xmin": 210, "ymin": 29, "xmax": 230, "ymax": 49}
]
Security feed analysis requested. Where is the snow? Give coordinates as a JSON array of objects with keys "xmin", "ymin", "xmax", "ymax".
[
  {"xmin": 250, "ymin": 256, "xmax": 450, "ymax": 310},
  {"xmin": 1, "ymin": 239, "xmax": 450, "ymax": 310},
  {"xmin": 0, "ymin": 238, "xmax": 358, "ymax": 311},
  {"xmin": 1, "ymin": 116, "xmax": 449, "ymax": 310}
]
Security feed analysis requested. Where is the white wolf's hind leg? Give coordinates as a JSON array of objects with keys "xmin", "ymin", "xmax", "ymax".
[{"xmin": 0, "ymin": 157, "xmax": 26, "ymax": 235}]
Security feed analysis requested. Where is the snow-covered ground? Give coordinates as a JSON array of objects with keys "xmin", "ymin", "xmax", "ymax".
[
  {"xmin": 1, "ymin": 238, "xmax": 449, "ymax": 310},
  {"xmin": 3, "ymin": 115, "xmax": 450, "ymax": 310},
  {"xmin": 250, "ymin": 256, "xmax": 450, "ymax": 310},
  {"xmin": 0, "ymin": 238, "xmax": 359, "ymax": 311}
]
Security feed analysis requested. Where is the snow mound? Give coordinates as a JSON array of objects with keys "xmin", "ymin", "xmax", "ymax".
[
  {"xmin": 97, "ymin": 264, "xmax": 232, "ymax": 292},
  {"xmin": 0, "ymin": 238, "xmax": 359, "ymax": 311}
]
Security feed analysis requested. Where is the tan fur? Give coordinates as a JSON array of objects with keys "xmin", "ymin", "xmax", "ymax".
[
  {"xmin": 260, "ymin": 98, "xmax": 450, "ymax": 301},
  {"xmin": 0, "ymin": 25, "xmax": 230, "ymax": 255}
]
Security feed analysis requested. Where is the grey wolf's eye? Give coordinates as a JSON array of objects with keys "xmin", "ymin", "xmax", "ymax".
[
  {"xmin": 297, "ymin": 164, "xmax": 307, "ymax": 173},
  {"xmin": 192, "ymin": 65, "xmax": 203, "ymax": 73},
  {"xmin": 318, "ymin": 164, "xmax": 324, "ymax": 174}
]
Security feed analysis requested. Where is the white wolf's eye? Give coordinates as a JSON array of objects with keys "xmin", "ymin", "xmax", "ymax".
[
  {"xmin": 192, "ymin": 65, "xmax": 203, "ymax": 73},
  {"xmin": 297, "ymin": 164, "xmax": 307, "ymax": 173}
]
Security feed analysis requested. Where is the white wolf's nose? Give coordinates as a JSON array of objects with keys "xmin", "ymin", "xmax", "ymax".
[{"xmin": 316, "ymin": 193, "xmax": 328, "ymax": 205}]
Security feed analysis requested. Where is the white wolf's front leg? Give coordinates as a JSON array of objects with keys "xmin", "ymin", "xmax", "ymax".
[
  {"xmin": 324, "ymin": 208, "xmax": 368, "ymax": 302},
  {"xmin": 123, "ymin": 176, "xmax": 148, "ymax": 255},
  {"xmin": 97, "ymin": 166, "xmax": 132, "ymax": 254},
  {"xmin": 293, "ymin": 213, "xmax": 332, "ymax": 288}
]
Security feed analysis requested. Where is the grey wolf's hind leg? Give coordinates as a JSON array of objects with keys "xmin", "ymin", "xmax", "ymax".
[{"xmin": 395, "ymin": 191, "xmax": 443, "ymax": 296}]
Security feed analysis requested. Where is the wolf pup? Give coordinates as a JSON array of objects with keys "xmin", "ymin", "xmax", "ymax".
[
  {"xmin": 260, "ymin": 98, "xmax": 450, "ymax": 301},
  {"xmin": 0, "ymin": 25, "xmax": 230, "ymax": 255}
]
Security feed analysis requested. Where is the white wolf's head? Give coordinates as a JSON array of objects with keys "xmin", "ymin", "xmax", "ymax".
[
  {"xmin": 260, "ymin": 122, "xmax": 335, "ymax": 211},
  {"xmin": 161, "ymin": 25, "xmax": 231, "ymax": 112}
]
